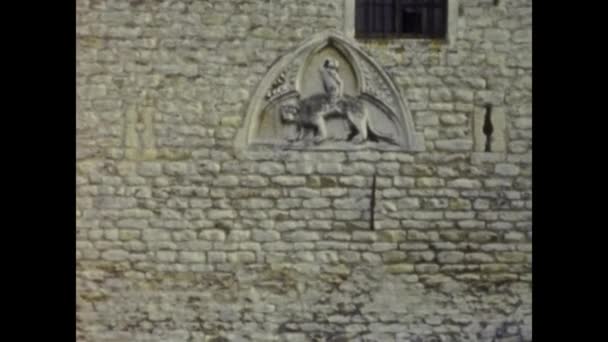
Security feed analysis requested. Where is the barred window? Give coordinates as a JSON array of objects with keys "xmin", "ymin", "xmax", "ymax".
[{"xmin": 355, "ymin": 0, "xmax": 448, "ymax": 39}]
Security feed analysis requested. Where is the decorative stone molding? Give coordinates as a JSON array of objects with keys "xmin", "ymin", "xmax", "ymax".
[
  {"xmin": 124, "ymin": 92, "xmax": 157, "ymax": 160},
  {"xmin": 235, "ymin": 31, "xmax": 424, "ymax": 151}
]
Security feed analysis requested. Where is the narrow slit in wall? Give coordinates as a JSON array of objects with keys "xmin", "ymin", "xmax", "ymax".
[{"xmin": 483, "ymin": 104, "xmax": 494, "ymax": 152}]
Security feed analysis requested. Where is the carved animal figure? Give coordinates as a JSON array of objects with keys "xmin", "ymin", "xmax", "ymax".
[{"xmin": 279, "ymin": 94, "xmax": 397, "ymax": 145}]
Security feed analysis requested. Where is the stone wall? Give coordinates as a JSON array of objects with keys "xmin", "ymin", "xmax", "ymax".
[{"xmin": 76, "ymin": 0, "xmax": 532, "ymax": 341}]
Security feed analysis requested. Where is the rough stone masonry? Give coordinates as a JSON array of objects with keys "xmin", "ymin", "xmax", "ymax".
[{"xmin": 76, "ymin": 0, "xmax": 532, "ymax": 341}]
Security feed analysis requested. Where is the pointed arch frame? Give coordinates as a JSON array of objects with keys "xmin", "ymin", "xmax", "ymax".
[{"xmin": 235, "ymin": 30, "xmax": 423, "ymax": 151}]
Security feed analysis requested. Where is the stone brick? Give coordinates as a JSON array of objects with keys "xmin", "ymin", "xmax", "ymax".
[
  {"xmin": 371, "ymin": 242, "xmax": 397, "ymax": 252},
  {"xmin": 202, "ymin": 251, "xmax": 226, "ymax": 264},
  {"xmin": 408, "ymin": 251, "xmax": 435, "ymax": 262},
  {"xmin": 435, "ymin": 139, "xmax": 473, "ymax": 151},
  {"xmin": 496, "ymin": 251, "xmax": 528, "ymax": 263},
  {"xmin": 237, "ymin": 198, "xmax": 274, "ymax": 209},
  {"xmin": 214, "ymin": 175, "xmax": 239, "ymax": 187},
  {"xmin": 226, "ymin": 230, "xmax": 250, "ymax": 241},
  {"xmin": 361, "ymin": 252, "xmax": 382, "ymax": 263},
  {"xmin": 316, "ymin": 251, "xmax": 339, "ymax": 263},
  {"xmin": 199, "ymin": 229, "xmax": 226, "ymax": 241},
  {"xmin": 484, "ymin": 178, "xmax": 513, "ymax": 188},
  {"xmin": 157, "ymin": 251, "xmax": 177, "ymax": 262},
  {"xmin": 487, "ymin": 222, "xmax": 513, "ymax": 230},
  {"xmin": 95, "ymin": 197, "xmax": 137, "ymax": 209},
  {"xmin": 116, "ymin": 219, "xmax": 148, "ymax": 229},
  {"xmin": 399, "ymin": 242, "xmax": 429, "ymax": 252},
  {"xmin": 430, "ymin": 88, "xmax": 452, "ymax": 102},
  {"xmin": 258, "ymin": 162, "xmax": 285, "ymax": 175},
  {"xmin": 394, "ymin": 176, "xmax": 415, "ymax": 187},
  {"xmin": 513, "ymin": 29, "xmax": 532, "ymax": 43},
  {"xmin": 448, "ymin": 179, "xmax": 482, "ymax": 189},
  {"xmin": 346, "ymin": 162, "xmax": 376, "ymax": 176},
  {"xmin": 481, "ymin": 264, "xmax": 510, "ymax": 273},
  {"xmin": 142, "ymin": 229, "xmax": 170, "ymax": 241},
  {"xmin": 458, "ymin": 220, "xmax": 485, "ymax": 229},
  {"xmin": 408, "ymin": 230, "xmax": 439, "ymax": 242},
  {"xmin": 473, "ymin": 199, "xmax": 491, "ymax": 210},
  {"xmin": 416, "ymin": 177, "xmax": 444, "ymax": 187},
  {"xmin": 415, "ymin": 264, "xmax": 440, "ymax": 273},
  {"xmin": 449, "ymin": 198, "xmax": 472, "ymax": 210},
  {"xmin": 385, "ymin": 263, "xmax": 415, "ymax": 274},
  {"xmin": 348, "ymin": 151, "xmax": 381, "ymax": 162},
  {"xmin": 227, "ymin": 252, "xmax": 256, "ymax": 263},
  {"xmin": 378, "ymin": 230, "xmax": 406, "ymax": 242},
  {"xmin": 453, "ymin": 89, "xmax": 474, "ymax": 102},
  {"xmin": 505, "ymin": 231, "xmax": 526, "ymax": 241},
  {"xmin": 252, "ymin": 230, "xmax": 280, "ymax": 242},
  {"xmin": 118, "ymin": 230, "xmax": 140, "ymax": 241},
  {"xmin": 413, "ymin": 211, "xmax": 443, "ymax": 220},
  {"xmin": 339, "ymin": 251, "xmax": 361, "ymax": 263},
  {"xmin": 179, "ymin": 251, "xmax": 206, "ymax": 263},
  {"xmin": 334, "ymin": 198, "xmax": 368, "ymax": 210},
  {"xmin": 271, "ymin": 176, "xmax": 307, "ymax": 186},
  {"xmin": 302, "ymin": 198, "xmax": 331, "ymax": 209},
  {"xmin": 437, "ymin": 251, "xmax": 465, "ymax": 263},
  {"xmin": 339, "ymin": 176, "xmax": 368, "ymax": 187},
  {"xmin": 284, "ymin": 231, "xmax": 320, "ymax": 242},
  {"xmin": 423, "ymin": 198, "xmax": 448, "ymax": 209},
  {"xmin": 163, "ymin": 162, "xmax": 193, "ymax": 176},
  {"xmin": 101, "ymin": 250, "xmax": 129, "ymax": 261},
  {"xmin": 207, "ymin": 210, "xmax": 236, "ymax": 220},
  {"xmin": 137, "ymin": 162, "xmax": 163, "ymax": 177},
  {"xmin": 277, "ymin": 199, "xmax": 302, "ymax": 209},
  {"xmin": 240, "ymin": 175, "xmax": 269, "ymax": 187},
  {"xmin": 285, "ymin": 162, "xmax": 315, "ymax": 175},
  {"xmin": 352, "ymin": 231, "xmax": 377, "ymax": 242},
  {"xmin": 321, "ymin": 188, "xmax": 348, "ymax": 197},
  {"xmin": 495, "ymin": 163, "xmax": 521, "ymax": 176},
  {"xmin": 376, "ymin": 162, "xmax": 400, "ymax": 175},
  {"xmin": 465, "ymin": 253, "xmax": 494, "ymax": 263},
  {"xmin": 317, "ymin": 163, "xmax": 343, "ymax": 174},
  {"xmin": 382, "ymin": 251, "xmax": 407, "ymax": 262},
  {"xmin": 481, "ymin": 243, "xmax": 515, "ymax": 252}
]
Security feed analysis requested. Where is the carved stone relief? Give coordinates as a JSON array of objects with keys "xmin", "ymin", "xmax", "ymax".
[
  {"xmin": 235, "ymin": 31, "xmax": 424, "ymax": 151},
  {"xmin": 124, "ymin": 94, "xmax": 157, "ymax": 160}
]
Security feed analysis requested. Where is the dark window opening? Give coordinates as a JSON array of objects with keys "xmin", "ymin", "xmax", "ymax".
[
  {"xmin": 402, "ymin": 9, "xmax": 422, "ymax": 34},
  {"xmin": 355, "ymin": 0, "xmax": 448, "ymax": 39}
]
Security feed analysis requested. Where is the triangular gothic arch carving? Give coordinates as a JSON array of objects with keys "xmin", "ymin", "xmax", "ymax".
[{"xmin": 235, "ymin": 30, "xmax": 424, "ymax": 151}]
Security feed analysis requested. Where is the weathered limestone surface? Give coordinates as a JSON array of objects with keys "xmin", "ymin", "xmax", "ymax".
[{"xmin": 77, "ymin": 0, "xmax": 532, "ymax": 341}]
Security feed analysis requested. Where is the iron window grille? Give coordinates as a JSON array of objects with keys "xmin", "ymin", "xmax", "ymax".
[{"xmin": 355, "ymin": 0, "xmax": 448, "ymax": 39}]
